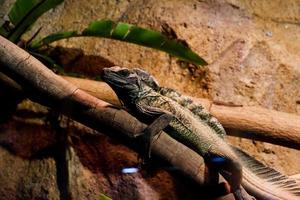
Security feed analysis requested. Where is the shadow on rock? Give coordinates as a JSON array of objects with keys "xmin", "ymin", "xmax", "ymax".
[
  {"xmin": 43, "ymin": 46, "xmax": 115, "ymax": 78},
  {"xmin": 0, "ymin": 118, "xmax": 58, "ymax": 159}
]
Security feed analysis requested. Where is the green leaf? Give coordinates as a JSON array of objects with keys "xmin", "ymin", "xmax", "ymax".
[
  {"xmin": 7, "ymin": 0, "xmax": 63, "ymax": 42},
  {"xmin": 122, "ymin": 26, "xmax": 166, "ymax": 48},
  {"xmin": 83, "ymin": 20, "xmax": 207, "ymax": 66},
  {"xmin": 99, "ymin": 194, "xmax": 112, "ymax": 200},
  {"xmin": 82, "ymin": 20, "xmax": 114, "ymax": 37},
  {"xmin": 30, "ymin": 31, "xmax": 78, "ymax": 49},
  {"xmin": 9, "ymin": 0, "xmax": 42, "ymax": 26},
  {"xmin": 31, "ymin": 19, "xmax": 207, "ymax": 66},
  {"xmin": 160, "ymin": 40, "xmax": 207, "ymax": 65},
  {"xmin": 111, "ymin": 22, "xmax": 132, "ymax": 40}
]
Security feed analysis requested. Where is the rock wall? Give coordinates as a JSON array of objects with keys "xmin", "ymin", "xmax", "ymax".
[{"xmin": 0, "ymin": 0, "xmax": 299, "ymax": 199}]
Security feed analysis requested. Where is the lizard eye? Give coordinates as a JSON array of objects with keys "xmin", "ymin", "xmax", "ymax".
[{"xmin": 119, "ymin": 70, "xmax": 130, "ymax": 77}]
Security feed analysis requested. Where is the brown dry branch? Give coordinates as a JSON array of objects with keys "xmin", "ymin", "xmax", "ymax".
[
  {"xmin": 290, "ymin": 173, "xmax": 300, "ymax": 182},
  {"xmin": 63, "ymin": 76, "xmax": 300, "ymax": 150},
  {"xmin": 1, "ymin": 35, "xmax": 298, "ymax": 200},
  {"xmin": 0, "ymin": 35, "xmax": 206, "ymax": 185}
]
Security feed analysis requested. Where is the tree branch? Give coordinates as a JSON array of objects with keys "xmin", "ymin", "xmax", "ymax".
[
  {"xmin": 1, "ymin": 35, "xmax": 298, "ymax": 200},
  {"xmin": 63, "ymin": 76, "xmax": 300, "ymax": 150},
  {"xmin": 0, "ymin": 35, "xmax": 206, "ymax": 185}
]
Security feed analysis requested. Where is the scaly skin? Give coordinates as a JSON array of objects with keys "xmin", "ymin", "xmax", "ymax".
[
  {"xmin": 134, "ymin": 69, "xmax": 300, "ymax": 200},
  {"xmin": 136, "ymin": 89, "xmax": 232, "ymax": 158},
  {"xmin": 102, "ymin": 66, "xmax": 243, "ymax": 195},
  {"xmin": 133, "ymin": 68, "xmax": 226, "ymax": 138},
  {"xmin": 102, "ymin": 67, "xmax": 300, "ymax": 200},
  {"xmin": 103, "ymin": 67, "xmax": 300, "ymax": 200}
]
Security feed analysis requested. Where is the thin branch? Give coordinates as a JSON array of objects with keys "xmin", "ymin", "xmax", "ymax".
[{"xmin": 63, "ymin": 76, "xmax": 300, "ymax": 150}]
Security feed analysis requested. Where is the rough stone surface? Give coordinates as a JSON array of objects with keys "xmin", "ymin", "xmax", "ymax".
[
  {"xmin": 0, "ymin": 119, "xmax": 60, "ymax": 200},
  {"xmin": 0, "ymin": 0, "xmax": 300, "ymax": 199}
]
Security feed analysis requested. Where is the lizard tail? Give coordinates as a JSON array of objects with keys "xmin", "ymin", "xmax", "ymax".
[{"xmin": 231, "ymin": 146, "xmax": 300, "ymax": 200}]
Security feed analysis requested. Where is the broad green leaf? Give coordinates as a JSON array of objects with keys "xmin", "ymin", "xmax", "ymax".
[
  {"xmin": 30, "ymin": 31, "xmax": 78, "ymax": 49},
  {"xmin": 9, "ymin": 0, "xmax": 41, "ymax": 26},
  {"xmin": 82, "ymin": 20, "xmax": 114, "ymax": 37},
  {"xmin": 31, "ymin": 20, "xmax": 207, "ymax": 66},
  {"xmin": 7, "ymin": 0, "xmax": 63, "ymax": 42},
  {"xmin": 123, "ymin": 26, "xmax": 166, "ymax": 48},
  {"xmin": 111, "ymin": 22, "xmax": 132, "ymax": 40},
  {"xmin": 82, "ymin": 20, "xmax": 207, "ymax": 65}
]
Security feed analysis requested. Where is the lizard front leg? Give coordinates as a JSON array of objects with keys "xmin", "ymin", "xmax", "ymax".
[{"xmin": 137, "ymin": 113, "xmax": 173, "ymax": 161}]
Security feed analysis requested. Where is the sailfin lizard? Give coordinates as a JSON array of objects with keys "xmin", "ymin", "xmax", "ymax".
[{"xmin": 102, "ymin": 66, "xmax": 300, "ymax": 200}]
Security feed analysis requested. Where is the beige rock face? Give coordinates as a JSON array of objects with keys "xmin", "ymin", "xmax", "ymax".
[{"xmin": 0, "ymin": 0, "xmax": 300, "ymax": 199}]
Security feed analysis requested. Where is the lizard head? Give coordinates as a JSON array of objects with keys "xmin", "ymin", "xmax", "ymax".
[
  {"xmin": 102, "ymin": 66, "xmax": 145, "ymax": 105},
  {"xmin": 132, "ymin": 68, "xmax": 160, "ymax": 90}
]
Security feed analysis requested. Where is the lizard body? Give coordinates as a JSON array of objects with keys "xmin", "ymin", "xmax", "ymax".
[
  {"xmin": 133, "ymin": 68, "xmax": 226, "ymax": 138},
  {"xmin": 133, "ymin": 68, "xmax": 300, "ymax": 200},
  {"xmin": 102, "ymin": 66, "xmax": 300, "ymax": 200},
  {"xmin": 102, "ymin": 66, "xmax": 244, "ymax": 198}
]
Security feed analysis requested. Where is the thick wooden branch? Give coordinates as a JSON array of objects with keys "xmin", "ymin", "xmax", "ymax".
[
  {"xmin": 63, "ymin": 76, "xmax": 300, "ymax": 150},
  {"xmin": 210, "ymin": 105, "xmax": 300, "ymax": 150},
  {"xmin": 1, "ymin": 35, "xmax": 298, "ymax": 200},
  {"xmin": 290, "ymin": 173, "xmax": 300, "ymax": 182},
  {"xmin": 1, "ymin": 36, "xmax": 299, "ymax": 150},
  {"xmin": 0, "ymin": 35, "xmax": 206, "ymax": 185}
]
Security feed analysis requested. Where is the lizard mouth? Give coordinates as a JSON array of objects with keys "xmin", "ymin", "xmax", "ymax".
[
  {"xmin": 102, "ymin": 66, "xmax": 128, "ymax": 84},
  {"xmin": 102, "ymin": 66, "xmax": 143, "ymax": 106},
  {"xmin": 102, "ymin": 66, "xmax": 141, "ymax": 90},
  {"xmin": 103, "ymin": 66, "xmax": 131, "ymax": 77},
  {"xmin": 103, "ymin": 66, "xmax": 123, "ymax": 72}
]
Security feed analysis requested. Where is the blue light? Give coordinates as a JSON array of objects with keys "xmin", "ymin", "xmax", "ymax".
[
  {"xmin": 211, "ymin": 156, "xmax": 226, "ymax": 163},
  {"xmin": 122, "ymin": 167, "xmax": 139, "ymax": 174}
]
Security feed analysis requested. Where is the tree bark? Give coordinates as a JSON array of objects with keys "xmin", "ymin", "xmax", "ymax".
[
  {"xmin": 1, "ymin": 35, "xmax": 299, "ymax": 200},
  {"xmin": 0, "ymin": 35, "xmax": 206, "ymax": 185},
  {"xmin": 63, "ymin": 76, "xmax": 300, "ymax": 150}
]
